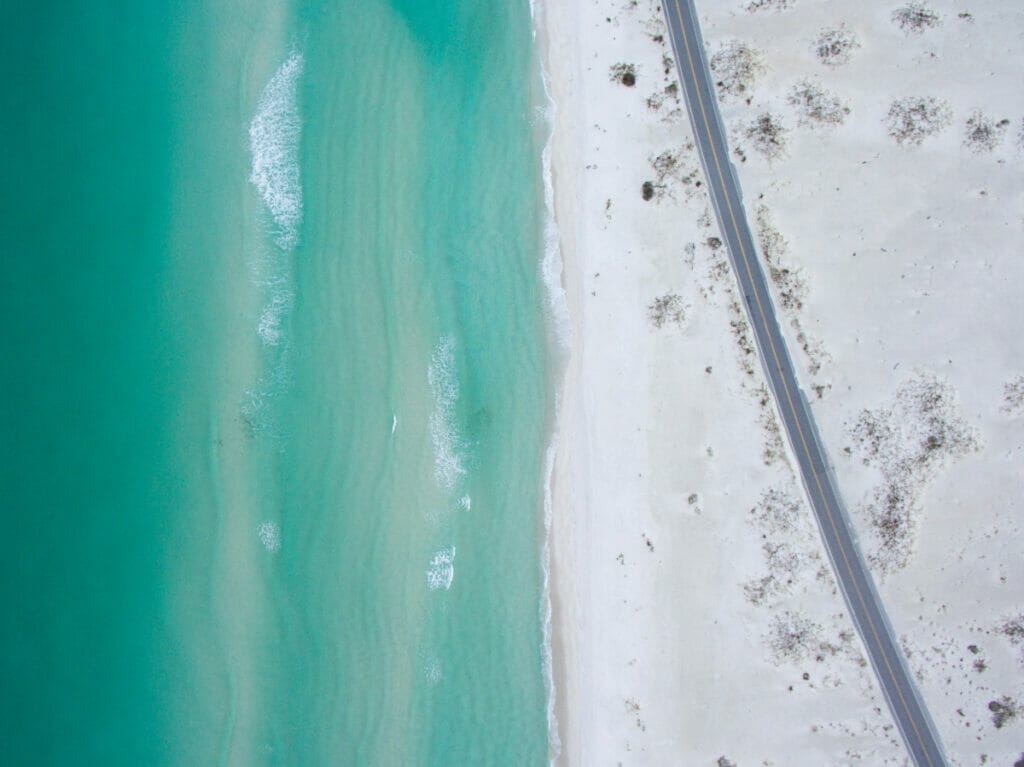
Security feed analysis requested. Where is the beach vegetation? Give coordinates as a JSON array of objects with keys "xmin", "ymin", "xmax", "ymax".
[
  {"xmin": 641, "ymin": 180, "xmax": 655, "ymax": 200},
  {"xmin": 988, "ymin": 697, "xmax": 1019, "ymax": 729},
  {"xmin": 647, "ymin": 293, "xmax": 685, "ymax": 328},
  {"xmin": 767, "ymin": 612, "xmax": 823, "ymax": 663},
  {"xmin": 963, "ymin": 112, "xmax": 1009, "ymax": 153},
  {"xmin": 610, "ymin": 62, "xmax": 638, "ymax": 87},
  {"xmin": 892, "ymin": 2, "xmax": 942, "ymax": 34},
  {"xmin": 813, "ymin": 25, "xmax": 861, "ymax": 66},
  {"xmin": 847, "ymin": 372, "xmax": 981, "ymax": 572},
  {"xmin": 709, "ymin": 40, "xmax": 765, "ymax": 100},
  {"xmin": 745, "ymin": 0, "xmax": 795, "ymax": 11},
  {"xmin": 885, "ymin": 96, "xmax": 952, "ymax": 145},
  {"xmin": 788, "ymin": 80, "xmax": 850, "ymax": 126},
  {"xmin": 755, "ymin": 206, "xmax": 806, "ymax": 312},
  {"xmin": 745, "ymin": 112, "xmax": 788, "ymax": 161}
]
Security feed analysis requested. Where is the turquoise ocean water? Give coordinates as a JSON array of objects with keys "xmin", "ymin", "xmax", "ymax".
[{"xmin": 1, "ymin": 0, "xmax": 556, "ymax": 763}]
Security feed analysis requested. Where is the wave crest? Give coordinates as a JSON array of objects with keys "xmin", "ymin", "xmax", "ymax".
[
  {"xmin": 249, "ymin": 51, "xmax": 305, "ymax": 250},
  {"xmin": 426, "ymin": 546, "xmax": 456, "ymax": 591},
  {"xmin": 427, "ymin": 335, "xmax": 466, "ymax": 491}
]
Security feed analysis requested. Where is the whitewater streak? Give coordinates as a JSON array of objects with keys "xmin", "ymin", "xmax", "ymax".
[
  {"xmin": 427, "ymin": 335, "xmax": 467, "ymax": 492},
  {"xmin": 530, "ymin": 1, "xmax": 570, "ymax": 761},
  {"xmin": 249, "ymin": 50, "xmax": 305, "ymax": 250}
]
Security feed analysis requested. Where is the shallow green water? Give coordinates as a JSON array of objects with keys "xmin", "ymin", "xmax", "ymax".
[{"xmin": 0, "ymin": 1, "xmax": 552, "ymax": 763}]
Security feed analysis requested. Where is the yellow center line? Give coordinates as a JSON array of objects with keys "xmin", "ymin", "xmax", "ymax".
[{"xmin": 668, "ymin": 1, "xmax": 936, "ymax": 764}]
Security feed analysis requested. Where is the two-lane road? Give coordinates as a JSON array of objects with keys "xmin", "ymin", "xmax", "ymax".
[{"xmin": 661, "ymin": 2, "xmax": 948, "ymax": 765}]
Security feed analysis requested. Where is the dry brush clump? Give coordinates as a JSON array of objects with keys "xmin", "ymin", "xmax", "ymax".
[
  {"xmin": 885, "ymin": 96, "xmax": 952, "ymax": 145},
  {"xmin": 710, "ymin": 40, "xmax": 765, "ymax": 100},
  {"xmin": 755, "ymin": 206, "xmax": 807, "ymax": 312},
  {"xmin": 1000, "ymin": 615, "xmax": 1024, "ymax": 662},
  {"xmin": 989, "ymin": 696, "xmax": 1020, "ymax": 729},
  {"xmin": 750, "ymin": 486, "xmax": 804, "ymax": 534},
  {"xmin": 813, "ymin": 25, "xmax": 861, "ymax": 66},
  {"xmin": 768, "ymin": 612, "xmax": 824, "ymax": 663},
  {"xmin": 847, "ymin": 372, "xmax": 981, "ymax": 572},
  {"xmin": 647, "ymin": 144, "xmax": 703, "ymax": 201},
  {"xmin": 892, "ymin": 2, "xmax": 942, "ymax": 35},
  {"xmin": 743, "ymin": 486, "xmax": 822, "ymax": 606},
  {"xmin": 788, "ymin": 80, "xmax": 850, "ymax": 127},
  {"xmin": 745, "ymin": 112, "xmax": 788, "ymax": 161},
  {"xmin": 647, "ymin": 293, "xmax": 685, "ymax": 328},
  {"xmin": 609, "ymin": 62, "xmax": 638, "ymax": 87},
  {"xmin": 963, "ymin": 112, "xmax": 1010, "ymax": 153},
  {"xmin": 745, "ymin": 0, "xmax": 795, "ymax": 11},
  {"xmin": 1003, "ymin": 375, "xmax": 1024, "ymax": 415}
]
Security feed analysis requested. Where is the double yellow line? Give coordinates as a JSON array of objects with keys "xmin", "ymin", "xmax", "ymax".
[{"xmin": 667, "ymin": 1, "xmax": 939, "ymax": 764}]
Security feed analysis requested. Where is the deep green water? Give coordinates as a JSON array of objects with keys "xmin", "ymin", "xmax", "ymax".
[{"xmin": 0, "ymin": 1, "xmax": 553, "ymax": 763}]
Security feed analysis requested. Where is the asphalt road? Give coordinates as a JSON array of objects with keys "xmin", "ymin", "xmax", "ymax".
[{"xmin": 661, "ymin": 2, "xmax": 949, "ymax": 765}]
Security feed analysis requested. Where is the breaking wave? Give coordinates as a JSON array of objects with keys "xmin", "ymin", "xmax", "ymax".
[
  {"xmin": 426, "ymin": 546, "xmax": 456, "ymax": 591},
  {"xmin": 427, "ymin": 335, "xmax": 466, "ymax": 491},
  {"xmin": 249, "ymin": 50, "xmax": 305, "ymax": 250}
]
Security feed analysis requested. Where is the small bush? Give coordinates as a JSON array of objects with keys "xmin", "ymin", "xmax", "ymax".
[
  {"xmin": 989, "ymin": 697, "xmax": 1019, "ymax": 729},
  {"xmin": 610, "ymin": 62, "xmax": 637, "ymax": 87},
  {"xmin": 813, "ymin": 25, "xmax": 861, "ymax": 66},
  {"xmin": 745, "ymin": 112, "xmax": 788, "ymax": 160},
  {"xmin": 648, "ymin": 293, "xmax": 685, "ymax": 328},
  {"xmin": 641, "ymin": 181, "xmax": 655, "ymax": 201},
  {"xmin": 710, "ymin": 40, "xmax": 765, "ymax": 100},
  {"xmin": 892, "ymin": 2, "xmax": 942, "ymax": 34},
  {"xmin": 1003, "ymin": 375, "xmax": 1024, "ymax": 415},
  {"xmin": 788, "ymin": 80, "xmax": 850, "ymax": 126},
  {"xmin": 768, "ymin": 612, "xmax": 822, "ymax": 663},
  {"xmin": 745, "ymin": 0, "xmax": 795, "ymax": 11},
  {"xmin": 848, "ymin": 372, "xmax": 981, "ymax": 571},
  {"xmin": 963, "ymin": 112, "xmax": 1009, "ymax": 153},
  {"xmin": 885, "ymin": 96, "xmax": 952, "ymax": 145}
]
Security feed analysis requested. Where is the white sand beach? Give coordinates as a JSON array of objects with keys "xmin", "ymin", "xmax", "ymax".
[{"xmin": 539, "ymin": 0, "xmax": 1024, "ymax": 764}]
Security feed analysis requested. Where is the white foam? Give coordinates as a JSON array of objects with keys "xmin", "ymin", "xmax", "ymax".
[
  {"xmin": 257, "ymin": 521, "xmax": 281, "ymax": 553},
  {"xmin": 426, "ymin": 546, "xmax": 456, "ymax": 591},
  {"xmin": 536, "ymin": 44, "xmax": 571, "ymax": 349},
  {"xmin": 391, "ymin": 414, "xmax": 397, "ymax": 435},
  {"xmin": 459, "ymin": 494, "xmax": 472, "ymax": 511},
  {"xmin": 424, "ymin": 657, "xmax": 442, "ymax": 684},
  {"xmin": 540, "ymin": 432, "xmax": 561, "ymax": 762},
  {"xmin": 257, "ymin": 289, "xmax": 293, "ymax": 346},
  {"xmin": 427, "ymin": 335, "xmax": 466, "ymax": 491},
  {"xmin": 249, "ymin": 50, "xmax": 305, "ymax": 250}
]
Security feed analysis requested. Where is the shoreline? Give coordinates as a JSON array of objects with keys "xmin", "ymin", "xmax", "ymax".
[{"xmin": 531, "ymin": 0, "xmax": 575, "ymax": 760}]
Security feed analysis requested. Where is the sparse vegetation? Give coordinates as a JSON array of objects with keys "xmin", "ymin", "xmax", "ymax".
[
  {"xmin": 892, "ymin": 2, "xmax": 942, "ymax": 35},
  {"xmin": 745, "ymin": 112, "xmax": 788, "ymax": 160},
  {"xmin": 646, "ymin": 144, "xmax": 702, "ymax": 201},
  {"xmin": 717, "ymin": 758, "xmax": 737, "ymax": 767},
  {"xmin": 749, "ymin": 486, "xmax": 803, "ymax": 534},
  {"xmin": 745, "ymin": 0, "xmax": 795, "ymax": 11},
  {"xmin": 710, "ymin": 40, "xmax": 765, "ymax": 100},
  {"xmin": 885, "ymin": 96, "xmax": 952, "ymax": 145},
  {"xmin": 848, "ymin": 372, "xmax": 981, "ymax": 572},
  {"xmin": 963, "ymin": 112, "xmax": 1010, "ymax": 153},
  {"xmin": 641, "ymin": 180, "xmax": 655, "ymax": 201},
  {"xmin": 648, "ymin": 293, "xmax": 685, "ymax": 328},
  {"xmin": 788, "ymin": 80, "xmax": 850, "ymax": 126},
  {"xmin": 813, "ymin": 25, "xmax": 861, "ymax": 66},
  {"xmin": 768, "ymin": 612, "xmax": 823, "ymax": 663},
  {"xmin": 1000, "ymin": 615, "xmax": 1024, "ymax": 661},
  {"xmin": 610, "ymin": 62, "xmax": 637, "ymax": 87},
  {"xmin": 988, "ymin": 696, "xmax": 1019, "ymax": 729},
  {"xmin": 755, "ymin": 206, "xmax": 807, "ymax": 311}
]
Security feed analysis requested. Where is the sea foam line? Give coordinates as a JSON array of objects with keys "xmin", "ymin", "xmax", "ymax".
[
  {"xmin": 530, "ymin": 4, "xmax": 566, "ymax": 761},
  {"xmin": 249, "ymin": 50, "xmax": 305, "ymax": 250},
  {"xmin": 426, "ymin": 546, "xmax": 456, "ymax": 591},
  {"xmin": 427, "ymin": 335, "xmax": 466, "ymax": 492}
]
